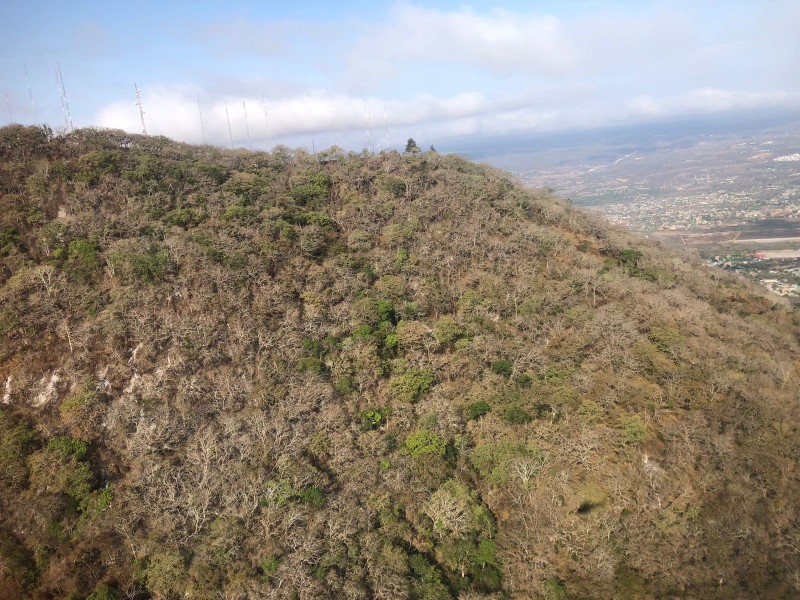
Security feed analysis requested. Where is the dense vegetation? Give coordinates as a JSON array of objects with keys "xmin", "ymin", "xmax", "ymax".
[{"xmin": 1, "ymin": 124, "xmax": 800, "ymax": 599}]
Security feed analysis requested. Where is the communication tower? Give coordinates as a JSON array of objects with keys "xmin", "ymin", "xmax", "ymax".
[
  {"xmin": 24, "ymin": 64, "xmax": 38, "ymax": 124},
  {"xmin": 365, "ymin": 104, "xmax": 373, "ymax": 153},
  {"xmin": 197, "ymin": 94, "xmax": 206, "ymax": 144},
  {"xmin": 225, "ymin": 101, "xmax": 234, "ymax": 148},
  {"xmin": 134, "ymin": 84, "xmax": 147, "ymax": 135},
  {"xmin": 55, "ymin": 63, "xmax": 73, "ymax": 131},
  {"xmin": 383, "ymin": 104, "xmax": 389, "ymax": 150},
  {"xmin": 243, "ymin": 100, "xmax": 251, "ymax": 150},
  {"xmin": 262, "ymin": 96, "xmax": 272, "ymax": 150},
  {"xmin": 4, "ymin": 92, "xmax": 12, "ymax": 123}
]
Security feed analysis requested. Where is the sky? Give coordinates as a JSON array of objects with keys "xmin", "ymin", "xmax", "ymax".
[{"xmin": 1, "ymin": 0, "xmax": 799, "ymax": 151}]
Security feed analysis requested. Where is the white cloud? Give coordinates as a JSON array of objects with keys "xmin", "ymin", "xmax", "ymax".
[
  {"xmin": 342, "ymin": 2, "xmax": 696, "ymax": 88},
  {"xmin": 88, "ymin": 3, "xmax": 800, "ymax": 150},
  {"xmin": 93, "ymin": 86, "xmax": 506, "ymax": 148},
  {"xmin": 625, "ymin": 88, "xmax": 800, "ymax": 119},
  {"xmin": 93, "ymin": 84, "xmax": 800, "ymax": 151},
  {"xmin": 345, "ymin": 4, "xmax": 575, "ymax": 83}
]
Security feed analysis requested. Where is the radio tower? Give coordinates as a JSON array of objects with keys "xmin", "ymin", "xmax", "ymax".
[
  {"xmin": 23, "ymin": 64, "xmax": 38, "ymax": 125},
  {"xmin": 383, "ymin": 104, "xmax": 389, "ymax": 150},
  {"xmin": 224, "ymin": 101, "xmax": 234, "ymax": 148},
  {"xmin": 242, "ymin": 100, "xmax": 251, "ymax": 150},
  {"xmin": 134, "ymin": 84, "xmax": 147, "ymax": 135},
  {"xmin": 364, "ymin": 104, "xmax": 373, "ymax": 153},
  {"xmin": 4, "ymin": 92, "xmax": 12, "ymax": 124},
  {"xmin": 196, "ymin": 94, "xmax": 206, "ymax": 144},
  {"xmin": 55, "ymin": 63, "xmax": 73, "ymax": 131},
  {"xmin": 262, "ymin": 96, "xmax": 272, "ymax": 150}
]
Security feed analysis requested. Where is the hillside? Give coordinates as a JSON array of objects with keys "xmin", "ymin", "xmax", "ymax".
[{"xmin": 1, "ymin": 124, "xmax": 800, "ymax": 600}]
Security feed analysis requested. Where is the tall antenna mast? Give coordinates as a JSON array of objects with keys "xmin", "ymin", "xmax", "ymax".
[
  {"xmin": 262, "ymin": 96, "xmax": 272, "ymax": 150},
  {"xmin": 134, "ymin": 84, "xmax": 147, "ymax": 135},
  {"xmin": 196, "ymin": 94, "xmax": 206, "ymax": 144},
  {"xmin": 55, "ymin": 63, "xmax": 73, "ymax": 132},
  {"xmin": 383, "ymin": 104, "xmax": 389, "ymax": 150},
  {"xmin": 23, "ymin": 64, "xmax": 38, "ymax": 124},
  {"xmin": 4, "ymin": 92, "xmax": 12, "ymax": 124},
  {"xmin": 242, "ymin": 100, "xmax": 251, "ymax": 150},
  {"xmin": 364, "ymin": 104, "xmax": 372, "ymax": 153},
  {"xmin": 224, "ymin": 101, "xmax": 234, "ymax": 148}
]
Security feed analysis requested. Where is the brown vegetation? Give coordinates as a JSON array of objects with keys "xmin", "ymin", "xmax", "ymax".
[{"xmin": 1, "ymin": 124, "xmax": 800, "ymax": 599}]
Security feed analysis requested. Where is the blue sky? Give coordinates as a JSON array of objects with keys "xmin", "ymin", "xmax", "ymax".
[{"xmin": 1, "ymin": 1, "xmax": 799, "ymax": 150}]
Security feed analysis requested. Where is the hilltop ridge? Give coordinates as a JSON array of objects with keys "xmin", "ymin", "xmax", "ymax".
[{"xmin": 1, "ymin": 125, "xmax": 800, "ymax": 599}]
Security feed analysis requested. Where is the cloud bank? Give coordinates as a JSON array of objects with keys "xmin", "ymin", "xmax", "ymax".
[{"xmin": 83, "ymin": 1, "xmax": 800, "ymax": 150}]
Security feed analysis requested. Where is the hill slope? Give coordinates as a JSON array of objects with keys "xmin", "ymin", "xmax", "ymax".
[{"xmin": 1, "ymin": 125, "xmax": 800, "ymax": 599}]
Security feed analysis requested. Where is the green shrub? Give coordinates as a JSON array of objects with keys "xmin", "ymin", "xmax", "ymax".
[
  {"xmin": 532, "ymin": 403, "xmax": 554, "ymax": 420},
  {"xmin": 298, "ymin": 225, "xmax": 328, "ymax": 257},
  {"xmin": 284, "ymin": 208, "xmax": 335, "ymax": 229},
  {"xmin": 0, "ymin": 226, "xmax": 20, "ymax": 256},
  {"xmin": 112, "ymin": 243, "xmax": 170, "ymax": 283},
  {"xmin": 539, "ymin": 365, "xmax": 574, "ymax": 384},
  {"xmin": 433, "ymin": 315, "xmax": 464, "ymax": 345},
  {"xmin": 620, "ymin": 415, "xmax": 647, "ymax": 444},
  {"xmin": 466, "ymin": 401, "xmax": 491, "ymax": 420},
  {"xmin": 515, "ymin": 373, "xmax": 533, "ymax": 387},
  {"xmin": 470, "ymin": 441, "xmax": 542, "ymax": 487},
  {"xmin": 409, "ymin": 554, "xmax": 451, "ymax": 599},
  {"xmin": 380, "ymin": 176, "xmax": 407, "ymax": 198},
  {"xmin": 223, "ymin": 203, "xmax": 259, "ymax": 224},
  {"xmin": 298, "ymin": 485, "xmax": 326, "ymax": 507},
  {"xmin": 648, "ymin": 326, "xmax": 684, "ymax": 354},
  {"xmin": 472, "ymin": 539, "xmax": 502, "ymax": 591},
  {"xmin": 86, "ymin": 584, "xmax": 122, "ymax": 600},
  {"xmin": 142, "ymin": 551, "xmax": 185, "ymax": 599},
  {"xmin": 68, "ymin": 239, "xmax": 100, "ymax": 279},
  {"xmin": 28, "ymin": 437, "xmax": 95, "ymax": 509},
  {"xmin": 503, "ymin": 407, "xmax": 532, "ymax": 425},
  {"xmin": 76, "ymin": 149, "xmax": 122, "ymax": 184},
  {"xmin": 577, "ymin": 399, "xmax": 604, "ymax": 424},
  {"xmin": 289, "ymin": 172, "xmax": 330, "ymax": 205},
  {"xmin": 131, "ymin": 247, "xmax": 169, "ymax": 282},
  {"xmin": 222, "ymin": 171, "xmax": 266, "ymax": 202},
  {"xmin": 360, "ymin": 407, "xmax": 391, "ymax": 431},
  {"xmin": 163, "ymin": 207, "xmax": 203, "ymax": 228},
  {"xmin": 388, "ymin": 368, "xmax": 435, "ymax": 403},
  {"xmin": 334, "ymin": 376, "xmax": 356, "ymax": 395},
  {"xmin": 258, "ymin": 556, "xmax": 279, "ymax": 580},
  {"xmin": 618, "ymin": 249, "xmax": 642, "ymax": 268},
  {"xmin": 60, "ymin": 391, "xmax": 97, "ymax": 416},
  {"xmin": 47, "ymin": 435, "xmax": 88, "ymax": 460},
  {"xmin": 375, "ymin": 299, "xmax": 396, "ymax": 324},
  {"xmin": 544, "ymin": 578, "xmax": 567, "ymax": 600},
  {"xmin": 383, "ymin": 333, "xmax": 399, "ymax": 351},
  {"xmin": 0, "ymin": 411, "xmax": 37, "ymax": 487},
  {"xmin": 296, "ymin": 356, "xmax": 327, "ymax": 375},
  {"xmin": 405, "ymin": 429, "xmax": 446, "ymax": 457},
  {"xmin": 490, "ymin": 360, "xmax": 513, "ymax": 377}
]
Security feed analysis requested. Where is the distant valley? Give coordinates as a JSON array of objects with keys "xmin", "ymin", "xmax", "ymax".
[{"xmin": 453, "ymin": 111, "xmax": 800, "ymax": 300}]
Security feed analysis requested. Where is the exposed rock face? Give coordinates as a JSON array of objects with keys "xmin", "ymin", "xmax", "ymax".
[{"xmin": 31, "ymin": 370, "xmax": 60, "ymax": 408}]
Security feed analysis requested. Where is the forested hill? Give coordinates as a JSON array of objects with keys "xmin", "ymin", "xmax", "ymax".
[{"xmin": 2, "ymin": 124, "xmax": 800, "ymax": 600}]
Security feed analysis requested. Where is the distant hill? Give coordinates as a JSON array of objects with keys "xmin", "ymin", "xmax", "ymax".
[{"xmin": 1, "ymin": 124, "xmax": 800, "ymax": 599}]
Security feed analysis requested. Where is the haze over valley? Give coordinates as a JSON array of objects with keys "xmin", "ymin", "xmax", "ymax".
[{"xmin": 464, "ymin": 112, "xmax": 800, "ymax": 300}]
